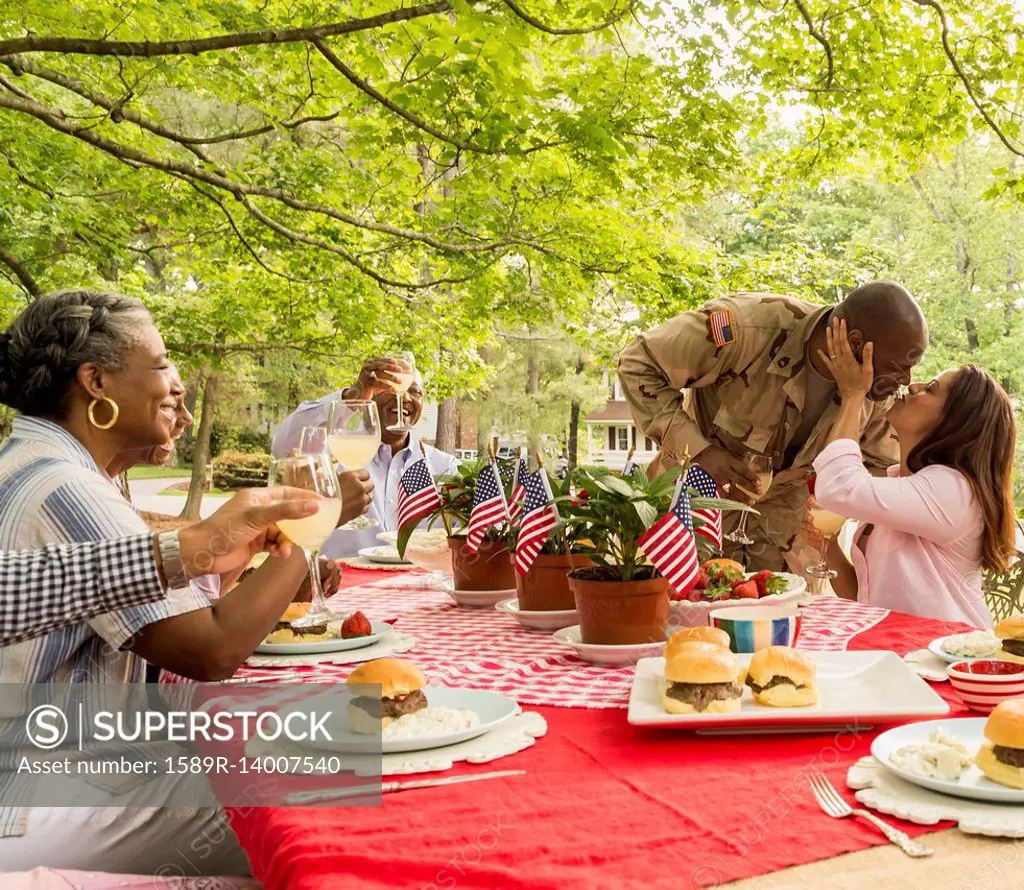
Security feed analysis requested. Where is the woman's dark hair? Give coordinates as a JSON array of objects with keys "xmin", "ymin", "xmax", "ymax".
[
  {"xmin": 0, "ymin": 290, "xmax": 150, "ymax": 418},
  {"xmin": 906, "ymin": 365, "xmax": 1016, "ymax": 573}
]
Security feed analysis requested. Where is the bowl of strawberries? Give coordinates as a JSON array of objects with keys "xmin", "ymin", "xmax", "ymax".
[{"xmin": 666, "ymin": 558, "xmax": 807, "ymax": 629}]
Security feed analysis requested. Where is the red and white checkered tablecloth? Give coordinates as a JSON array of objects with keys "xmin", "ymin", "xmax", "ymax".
[{"xmin": 179, "ymin": 576, "xmax": 890, "ymax": 709}]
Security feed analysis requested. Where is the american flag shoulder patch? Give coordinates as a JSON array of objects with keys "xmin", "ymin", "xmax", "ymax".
[{"xmin": 709, "ymin": 309, "xmax": 735, "ymax": 348}]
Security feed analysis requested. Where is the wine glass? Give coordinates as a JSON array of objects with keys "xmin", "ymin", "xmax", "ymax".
[
  {"xmin": 387, "ymin": 351, "xmax": 418, "ymax": 433},
  {"xmin": 321, "ymin": 400, "xmax": 382, "ymax": 530},
  {"xmin": 267, "ymin": 451, "xmax": 342, "ymax": 626},
  {"xmin": 806, "ymin": 501, "xmax": 844, "ymax": 580},
  {"xmin": 724, "ymin": 451, "xmax": 774, "ymax": 546}
]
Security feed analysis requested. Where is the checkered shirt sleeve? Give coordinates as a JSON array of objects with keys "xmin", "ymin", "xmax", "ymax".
[{"xmin": 0, "ymin": 533, "xmax": 164, "ymax": 648}]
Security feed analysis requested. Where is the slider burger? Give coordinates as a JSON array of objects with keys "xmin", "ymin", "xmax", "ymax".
[
  {"xmin": 264, "ymin": 602, "xmax": 333, "ymax": 644},
  {"xmin": 744, "ymin": 646, "xmax": 818, "ymax": 707},
  {"xmin": 346, "ymin": 658, "xmax": 428, "ymax": 734},
  {"xmin": 663, "ymin": 650, "xmax": 743, "ymax": 715},
  {"xmin": 664, "ymin": 626, "xmax": 731, "ymax": 662},
  {"xmin": 995, "ymin": 617, "xmax": 1024, "ymax": 665},
  {"xmin": 976, "ymin": 698, "xmax": 1024, "ymax": 789}
]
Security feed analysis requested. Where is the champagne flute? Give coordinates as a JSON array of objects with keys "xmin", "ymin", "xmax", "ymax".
[
  {"xmin": 725, "ymin": 451, "xmax": 774, "ymax": 546},
  {"xmin": 807, "ymin": 502, "xmax": 844, "ymax": 580},
  {"xmin": 387, "ymin": 351, "xmax": 418, "ymax": 433},
  {"xmin": 267, "ymin": 451, "xmax": 342, "ymax": 626}
]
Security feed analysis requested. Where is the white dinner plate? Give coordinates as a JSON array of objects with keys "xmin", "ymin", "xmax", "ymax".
[
  {"xmin": 495, "ymin": 598, "xmax": 578, "ymax": 631},
  {"xmin": 274, "ymin": 686, "xmax": 520, "ymax": 754},
  {"xmin": 872, "ymin": 718, "xmax": 1024, "ymax": 804},
  {"xmin": 554, "ymin": 625, "xmax": 665, "ymax": 666},
  {"xmin": 628, "ymin": 650, "xmax": 949, "ymax": 730},
  {"xmin": 446, "ymin": 585, "xmax": 518, "ymax": 609},
  {"xmin": 358, "ymin": 545, "xmax": 411, "ymax": 565},
  {"xmin": 668, "ymin": 573, "xmax": 807, "ymax": 628},
  {"xmin": 928, "ymin": 634, "xmax": 1003, "ymax": 665},
  {"xmin": 255, "ymin": 621, "xmax": 393, "ymax": 655}
]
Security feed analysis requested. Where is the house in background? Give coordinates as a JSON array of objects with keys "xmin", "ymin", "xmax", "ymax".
[{"xmin": 584, "ymin": 372, "xmax": 658, "ymax": 469}]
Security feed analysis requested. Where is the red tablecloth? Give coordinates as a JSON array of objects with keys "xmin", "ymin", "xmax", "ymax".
[{"xmin": 226, "ymin": 572, "xmax": 974, "ymax": 890}]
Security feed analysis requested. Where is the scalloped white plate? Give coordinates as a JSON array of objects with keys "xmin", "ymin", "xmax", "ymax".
[
  {"xmin": 928, "ymin": 634, "xmax": 1002, "ymax": 665},
  {"xmin": 668, "ymin": 573, "xmax": 807, "ymax": 628},
  {"xmin": 554, "ymin": 625, "xmax": 665, "ymax": 666},
  {"xmin": 255, "ymin": 621, "xmax": 392, "ymax": 655},
  {"xmin": 358, "ymin": 546, "xmax": 411, "ymax": 565}
]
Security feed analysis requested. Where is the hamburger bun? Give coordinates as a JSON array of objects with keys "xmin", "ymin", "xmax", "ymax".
[
  {"xmin": 995, "ymin": 616, "xmax": 1024, "ymax": 641},
  {"xmin": 664, "ymin": 626, "xmax": 731, "ymax": 660},
  {"xmin": 346, "ymin": 701, "xmax": 391, "ymax": 735},
  {"xmin": 746, "ymin": 646, "xmax": 818, "ymax": 708},
  {"xmin": 346, "ymin": 658, "xmax": 426, "ymax": 698},
  {"xmin": 975, "ymin": 700, "xmax": 1024, "ymax": 789},
  {"xmin": 662, "ymin": 695, "xmax": 741, "ymax": 716},
  {"xmin": 664, "ymin": 650, "xmax": 738, "ymax": 685},
  {"xmin": 997, "ymin": 649, "xmax": 1024, "ymax": 665}
]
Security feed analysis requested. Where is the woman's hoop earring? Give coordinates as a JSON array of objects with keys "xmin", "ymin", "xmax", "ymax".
[{"xmin": 87, "ymin": 397, "xmax": 119, "ymax": 430}]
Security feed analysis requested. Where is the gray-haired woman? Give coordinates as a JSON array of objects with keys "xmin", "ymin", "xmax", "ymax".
[{"xmin": 0, "ymin": 290, "xmax": 368, "ymax": 875}]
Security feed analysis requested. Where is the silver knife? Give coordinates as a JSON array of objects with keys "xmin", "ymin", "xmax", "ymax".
[
  {"xmin": 283, "ymin": 769, "xmax": 525, "ymax": 805},
  {"xmin": 219, "ymin": 672, "xmax": 307, "ymax": 684}
]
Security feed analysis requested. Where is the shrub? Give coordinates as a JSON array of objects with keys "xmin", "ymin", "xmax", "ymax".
[{"xmin": 213, "ymin": 450, "xmax": 271, "ymax": 490}]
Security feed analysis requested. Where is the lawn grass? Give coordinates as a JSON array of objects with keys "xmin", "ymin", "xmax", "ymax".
[
  {"xmin": 127, "ymin": 465, "xmax": 193, "ymax": 480},
  {"xmin": 158, "ymin": 486, "xmax": 229, "ymax": 497}
]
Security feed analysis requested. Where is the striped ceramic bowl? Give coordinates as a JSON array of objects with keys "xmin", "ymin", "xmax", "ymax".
[
  {"xmin": 947, "ymin": 660, "xmax": 1024, "ymax": 713},
  {"xmin": 709, "ymin": 607, "xmax": 802, "ymax": 654}
]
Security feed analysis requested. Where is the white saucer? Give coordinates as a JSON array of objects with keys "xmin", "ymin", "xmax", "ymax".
[
  {"xmin": 553, "ymin": 625, "xmax": 665, "ymax": 666},
  {"xmin": 358, "ymin": 545, "xmax": 411, "ymax": 566},
  {"xmin": 928, "ymin": 634, "xmax": 1002, "ymax": 665},
  {"xmin": 495, "ymin": 598, "xmax": 578, "ymax": 631},
  {"xmin": 446, "ymin": 585, "xmax": 518, "ymax": 608}
]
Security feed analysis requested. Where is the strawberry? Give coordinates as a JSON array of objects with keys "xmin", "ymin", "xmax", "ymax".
[
  {"xmin": 704, "ymin": 585, "xmax": 734, "ymax": 601},
  {"xmin": 686, "ymin": 587, "xmax": 706, "ymax": 603},
  {"xmin": 692, "ymin": 568, "xmax": 710, "ymax": 591},
  {"xmin": 730, "ymin": 579, "xmax": 759, "ymax": 600},
  {"xmin": 806, "ymin": 471, "xmax": 817, "ymax": 497},
  {"xmin": 341, "ymin": 610, "xmax": 372, "ymax": 638},
  {"xmin": 751, "ymin": 569, "xmax": 788, "ymax": 598}
]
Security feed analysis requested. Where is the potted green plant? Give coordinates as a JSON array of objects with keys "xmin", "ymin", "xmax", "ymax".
[
  {"xmin": 399, "ymin": 459, "xmax": 516, "ymax": 591},
  {"xmin": 505, "ymin": 469, "xmax": 594, "ymax": 611},
  {"xmin": 563, "ymin": 465, "xmax": 748, "ymax": 645}
]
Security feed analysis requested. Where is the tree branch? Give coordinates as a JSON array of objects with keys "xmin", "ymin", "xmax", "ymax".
[
  {"xmin": 791, "ymin": 0, "xmax": 834, "ymax": 90},
  {"xmin": 0, "ymin": 4, "xmax": 453, "ymax": 57},
  {"xmin": 500, "ymin": 0, "xmax": 637, "ymax": 35},
  {"xmin": 911, "ymin": 0, "xmax": 1024, "ymax": 157},
  {"xmin": 0, "ymin": 246, "xmax": 41, "ymax": 296}
]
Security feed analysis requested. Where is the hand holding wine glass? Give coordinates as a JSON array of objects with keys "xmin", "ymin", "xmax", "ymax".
[{"xmin": 724, "ymin": 450, "xmax": 773, "ymax": 545}]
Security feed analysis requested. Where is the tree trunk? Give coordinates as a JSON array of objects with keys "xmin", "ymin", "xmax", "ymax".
[
  {"xmin": 181, "ymin": 374, "xmax": 217, "ymax": 520},
  {"xmin": 567, "ymin": 356, "xmax": 585, "ymax": 472},
  {"xmin": 526, "ymin": 349, "xmax": 541, "ymax": 457},
  {"xmin": 181, "ymin": 382, "xmax": 198, "ymax": 448},
  {"xmin": 435, "ymin": 396, "xmax": 457, "ymax": 453}
]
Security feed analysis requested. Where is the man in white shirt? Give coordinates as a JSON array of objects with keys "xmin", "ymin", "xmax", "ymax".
[{"xmin": 272, "ymin": 357, "xmax": 461, "ymax": 557}]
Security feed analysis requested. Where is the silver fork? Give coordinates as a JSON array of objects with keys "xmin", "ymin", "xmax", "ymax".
[{"xmin": 808, "ymin": 768, "xmax": 933, "ymax": 858}]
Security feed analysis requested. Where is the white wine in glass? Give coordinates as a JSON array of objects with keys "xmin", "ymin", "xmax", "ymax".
[
  {"xmin": 388, "ymin": 351, "xmax": 418, "ymax": 433},
  {"xmin": 267, "ymin": 451, "xmax": 341, "ymax": 626},
  {"xmin": 807, "ymin": 503, "xmax": 844, "ymax": 580},
  {"xmin": 725, "ymin": 452, "xmax": 774, "ymax": 546},
  {"xmin": 325, "ymin": 400, "xmax": 382, "ymax": 530}
]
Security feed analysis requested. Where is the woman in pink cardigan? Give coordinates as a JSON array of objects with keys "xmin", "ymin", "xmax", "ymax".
[{"xmin": 808, "ymin": 317, "xmax": 1016, "ymax": 628}]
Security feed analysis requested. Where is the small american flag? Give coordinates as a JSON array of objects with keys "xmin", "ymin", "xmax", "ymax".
[
  {"xmin": 637, "ymin": 478, "xmax": 700, "ymax": 596},
  {"xmin": 685, "ymin": 464, "xmax": 722, "ymax": 549},
  {"xmin": 514, "ymin": 470, "xmax": 560, "ymax": 575},
  {"xmin": 507, "ymin": 451, "xmax": 528, "ymax": 523},
  {"xmin": 397, "ymin": 455, "xmax": 441, "ymax": 530},
  {"xmin": 466, "ymin": 462, "xmax": 509, "ymax": 552},
  {"xmin": 621, "ymin": 446, "xmax": 637, "ymax": 478}
]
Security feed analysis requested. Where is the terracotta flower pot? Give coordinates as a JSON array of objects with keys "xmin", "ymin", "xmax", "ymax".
[
  {"xmin": 569, "ymin": 570, "xmax": 670, "ymax": 645},
  {"xmin": 448, "ymin": 537, "xmax": 516, "ymax": 591},
  {"xmin": 514, "ymin": 553, "xmax": 593, "ymax": 611}
]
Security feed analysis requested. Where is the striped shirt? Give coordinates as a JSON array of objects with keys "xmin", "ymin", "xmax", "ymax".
[{"xmin": 0, "ymin": 416, "xmax": 210, "ymax": 837}]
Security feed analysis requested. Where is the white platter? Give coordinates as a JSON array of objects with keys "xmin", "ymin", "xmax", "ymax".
[
  {"xmin": 495, "ymin": 598, "xmax": 578, "ymax": 631},
  {"xmin": 255, "ymin": 620, "xmax": 393, "ymax": 655},
  {"xmin": 358, "ymin": 545, "xmax": 411, "ymax": 566},
  {"xmin": 627, "ymin": 650, "xmax": 949, "ymax": 730},
  {"xmin": 668, "ymin": 573, "xmax": 807, "ymax": 628},
  {"xmin": 274, "ymin": 686, "xmax": 520, "ymax": 754},
  {"xmin": 446, "ymin": 585, "xmax": 518, "ymax": 609},
  {"xmin": 554, "ymin": 625, "xmax": 665, "ymax": 667},
  {"xmin": 871, "ymin": 718, "xmax": 1024, "ymax": 804},
  {"xmin": 928, "ymin": 634, "xmax": 1002, "ymax": 665}
]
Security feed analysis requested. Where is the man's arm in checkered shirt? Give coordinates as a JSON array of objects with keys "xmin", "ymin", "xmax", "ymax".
[{"xmin": 0, "ymin": 534, "xmax": 164, "ymax": 648}]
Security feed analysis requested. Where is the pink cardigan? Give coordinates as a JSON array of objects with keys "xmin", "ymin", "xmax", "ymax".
[{"xmin": 813, "ymin": 438, "xmax": 992, "ymax": 628}]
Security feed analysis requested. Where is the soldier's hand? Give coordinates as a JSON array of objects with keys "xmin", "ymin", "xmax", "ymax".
[
  {"xmin": 696, "ymin": 445, "xmax": 762, "ymax": 502},
  {"xmin": 338, "ymin": 469, "xmax": 374, "ymax": 524}
]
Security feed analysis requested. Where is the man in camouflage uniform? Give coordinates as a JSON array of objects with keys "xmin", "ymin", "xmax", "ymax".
[{"xmin": 617, "ymin": 282, "xmax": 929, "ymax": 573}]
